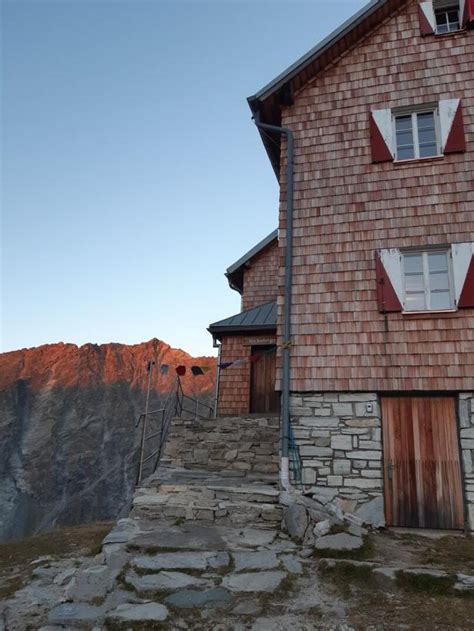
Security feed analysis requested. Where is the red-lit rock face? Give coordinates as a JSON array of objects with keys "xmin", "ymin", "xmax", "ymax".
[{"xmin": 0, "ymin": 338, "xmax": 216, "ymax": 394}]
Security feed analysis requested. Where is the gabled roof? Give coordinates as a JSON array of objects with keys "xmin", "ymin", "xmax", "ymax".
[
  {"xmin": 226, "ymin": 229, "xmax": 278, "ymax": 294},
  {"xmin": 248, "ymin": 0, "xmax": 409, "ymax": 177},
  {"xmin": 208, "ymin": 301, "xmax": 276, "ymax": 341}
]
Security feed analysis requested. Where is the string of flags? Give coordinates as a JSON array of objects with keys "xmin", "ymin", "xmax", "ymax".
[
  {"xmin": 218, "ymin": 345, "xmax": 277, "ymax": 371},
  {"xmin": 157, "ymin": 364, "xmax": 212, "ymax": 377},
  {"xmin": 149, "ymin": 344, "xmax": 277, "ymax": 377}
]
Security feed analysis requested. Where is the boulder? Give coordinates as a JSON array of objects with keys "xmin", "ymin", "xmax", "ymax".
[
  {"xmin": 283, "ymin": 503, "xmax": 308, "ymax": 539},
  {"xmin": 354, "ymin": 496, "xmax": 385, "ymax": 528},
  {"xmin": 233, "ymin": 551, "xmax": 279, "ymax": 572}
]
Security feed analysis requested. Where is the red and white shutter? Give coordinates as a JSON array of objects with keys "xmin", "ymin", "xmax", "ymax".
[
  {"xmin": 418, "ymin": 1, "xmax": 436, "ymax": 35},
  {"xmin": 439, "ymin": 99, "xmax": 466, "ymax": 154},
  {"xmin": 370, "ymin": 109, "xmax": 394, "ymax": 163},
  {"xmin": 375, "ymin": 250, "xmax": 403, "ymax": 313},
  {"xmin": 461, "ymin": 0, "xmax": 474, "ymax": 28},
  {"xmin": 452, "ymin": 242, "xmax": 474, "ymax": 308}
]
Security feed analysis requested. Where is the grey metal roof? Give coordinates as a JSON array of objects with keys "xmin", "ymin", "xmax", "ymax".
[
  {"xmin": 248, "ymin": 0, "xmax": 382, "ymax": 105},
  {"xmin": 226, "ymin": 229, "xmax": 278, "ymax": 276},
  {"xmin": 208, "ymin": 301, "xmax": 277, "ymax": 337}
]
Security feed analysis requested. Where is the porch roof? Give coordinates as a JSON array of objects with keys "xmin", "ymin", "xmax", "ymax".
[{"xmin": 208, "ymin": 301, "xmax": 276, "ymax": 340}]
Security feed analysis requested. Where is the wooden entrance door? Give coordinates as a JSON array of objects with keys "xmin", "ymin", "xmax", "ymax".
[
  {"xmin": 250, "ymin": 345, "xmax": 279, "ymax": 414},
  {"xmin": 382, "ymin": 396, "xmax": 464, "ymax": 529}
]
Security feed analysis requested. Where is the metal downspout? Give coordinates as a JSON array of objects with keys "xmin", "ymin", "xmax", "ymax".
[{"xmin": 253, "ymin": 112, "xmax": 294, "ymax": 490}]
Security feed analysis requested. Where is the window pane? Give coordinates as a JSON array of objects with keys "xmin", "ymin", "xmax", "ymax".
[
  {"xmin": 405, "ymin": 293, "xmax": 426, "ymax": 311},
  {"xmin": 418, "ymin": 128, "xmax": 437, "ymax": 144},
  {"xmin": 396, "ymin": 131, "xmax": 414, "ymax": 146},
  {"xmin": 397, "ymin": 146, "xmax": 415, "ymax": 160},
  {"xmin": 396, "ymin": 116, "xmax": 412, "ymax": 131},
  {"xmin": 404, "ymin": 254, "xmax": 423, "ymax": 273},
  {"xmin": 417, "ymin": 112, "xmax": 435, "ymax": 129},
  {"xmin": 405, "ymin": 274, "xmax": 424, "ymax": 292},
  {"xmin": 428, "ymin": 251, "xmax": 448, "ymax": 272},
  {"xmin": 419, "ymin": 143, "xmax": 438, "ymax": 157},
  {"xmin": 430, "ymin": 272, "xmax": 450, "ymax": 291},
  {"xmin": 431, "ymin": 291, "xmax": 452, "ymax": 310},
  {"xmin": 437, "ymin": 22, "xmax": 449, "ymax": 32}
]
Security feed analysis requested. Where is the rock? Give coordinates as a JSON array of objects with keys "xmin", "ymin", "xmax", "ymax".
[
  {"xmin": 65, "ymin": 565, "xmax": 118, "ymax": 603},
  {"xmin": 403, "ymin": 568, "xmax": 448, "ymax": 578},
  {"xmin": 107, "ymin": 602, "xmax": 168, "ymax": 622},
  {"xmin": 231, "ymin": 600, "xmax": 262, "ymax": 616},
  {"xmin": 132, "ymin": 551, "xmax": 213, "ymax": 571},
  {"xmin": 220, "ymin": 527, "xmax": 276, "ymax": 548},
  {"xmin": 280, "ymin": 555, "xmax": 303, "ymax": 574},
  {"xmin": 457, "ymin": 573, "xmax": 474, "ymax": 586},
  {"xmin": 313, "ymin": 519, "xmax": 331, "ymax": 538},
  {"xmin": 103, "ymin": 543, "xmax": 129, "ymax": 571},
  {"xmin": 283, "ymin": 504, "xmax": 308, "ymax": 539},
  {"xmin": 223, "ymin": 571, "xmax": 287, "ymax": 593},
  {"xmin": 373, "ymin": 567, "xmax": 397, "ymax": 586},
  {"xmin": 53, "ymin": 567, "xmax": 76, "ymax": 586},
  {"xmin": 48, "ymin": 603, "xmax": 103, "ymax": 626},
  {"xmin": 354, "ymin": 496, "xmax": 385, "ymax": 528},
  {"xmin": 126, "ymin": 570, "xmax": 211, "ymax": 593},
  {"xmin": 298, "ymin": 548, "xmax": 313, "ymax": 559},
  {"xmin": 209, "ymin": 552, "xmax": 231, "ymax": 569},
  {"xmin": 315, "ymin": 533, "xmax": 363, "ymax": 551},
  {"xmin": 233, "ymin": 551, "xmax": 279, "ymax": 572},
  {"xmin": 164, "ymin": 587, "xmax": 233, "ymax": 609}
]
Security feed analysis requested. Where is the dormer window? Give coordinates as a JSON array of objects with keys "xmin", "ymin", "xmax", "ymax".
[{"xmin": 434, "ymin": 0, "xmax": 461, "ymax": 32}]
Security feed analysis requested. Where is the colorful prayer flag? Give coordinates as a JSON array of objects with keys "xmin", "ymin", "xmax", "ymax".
[
  {"xmin": 191, "ymin": 366, "xmax": 204, "ymax": 376},
  {"xmin": 233, "ymin": 359, "xmax": 248, "ymax": 366},
  {"xmin": 200, "ymin": 366, "xmax": 211, "ymax": 373},
  {"xmin": 249, "ymin": 353, "xmax": 263, "ymax": 363},
  {"xmin": 218, "ymin": 362, "xmax": 233, "ymax": 370},
  {"xmin": 176, "ymin": 365, "xmax": 186, "ymax": 376},
  {"xmin": 160, "ymin": 364, "xmax": 169, "ymax": 374}
]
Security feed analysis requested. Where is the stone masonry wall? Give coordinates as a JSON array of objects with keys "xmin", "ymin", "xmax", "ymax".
[
  {"xmin": 161, "ymin": 415, "xmax": 279, "ymax": 480},
  {"xmin": 291, "ymin": 393, "xmax": 384, "ymax": 527},
  {"xmin": 460, "ymin": 393, "xmax": 474, "ymax": 531}
]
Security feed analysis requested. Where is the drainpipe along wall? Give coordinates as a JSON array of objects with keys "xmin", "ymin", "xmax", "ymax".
[{"xmin": 253, "ymin": 112, "xmax": 294, "ymax": 491}]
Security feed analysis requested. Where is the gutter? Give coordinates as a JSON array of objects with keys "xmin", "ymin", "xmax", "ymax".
[{"xmin": 253, "ymin": 112, "xmax": 294, "ymax": 491}]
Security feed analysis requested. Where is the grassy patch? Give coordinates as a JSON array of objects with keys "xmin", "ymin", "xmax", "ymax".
[
  {"xmin": 0, "ymin": 521, "xmax": 112, "ymax": 600},
  {"xmin": 395, "ymin": 570, "xmax": 455, "ymax": 595},
  {"xmin": 416, "ymin": 536, "xmax": 474, "ymax": 573}
]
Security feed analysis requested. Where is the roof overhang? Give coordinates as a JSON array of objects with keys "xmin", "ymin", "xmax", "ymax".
[
  {"xmin": 225, "ymin": 229, "xmax": 278, "ymax": 294},
  {"xmin": 208, "ymin": 301, "xmax": 277, "ymax": 342},
  {"xmin": 247, "ymin": 0, "xmax": 409, "ymax": 178}
]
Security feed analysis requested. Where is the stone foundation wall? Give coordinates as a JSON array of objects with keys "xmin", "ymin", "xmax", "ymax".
[
  {"xmin": 290, "ymin": 393, "xmax": 384, "ymax": 527},
  {"xmin": 459, "ymin": 393, "xmax": 474, "ymax": 531},
  {"xmin": 161, "ymin": 416, "xmax": 279, "ymax": 479}
]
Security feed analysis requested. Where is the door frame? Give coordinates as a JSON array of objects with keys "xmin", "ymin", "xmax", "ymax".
[{"xmin": 380, "ymin": 392, "xmax": 467, "ymax": 531}]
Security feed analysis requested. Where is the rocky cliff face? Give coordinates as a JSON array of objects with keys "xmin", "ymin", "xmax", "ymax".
[{"xmin": 0, "ymin": 339, "xmax": 216, "ymax": 542}]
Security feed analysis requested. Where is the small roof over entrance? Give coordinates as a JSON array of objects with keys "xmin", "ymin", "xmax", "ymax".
[{"xmin": 208, "ymin": 301, "xmax": 276, "ymax": 342}]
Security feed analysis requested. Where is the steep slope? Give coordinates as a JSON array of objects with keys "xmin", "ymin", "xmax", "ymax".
[{"xmin": 0, "ymin": 339, "xmax": 216, "ymax": 542}]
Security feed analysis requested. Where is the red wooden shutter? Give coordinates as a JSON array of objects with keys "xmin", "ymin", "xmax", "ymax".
[
  {"xmin": 375, "ymin": 252, "xmax": 403, "ymax": 313},
  {"xmin": 462, "ymin": 0, "xmax": 474, "ymax": 27},
  {"xmin": 418, "ymin": 2, "xmax": 435, "ymax": 35},
  {"xmin": 444, "ymin": 101, "xmax": 466, "ymax": 154},
  {"xmin": 459, "ymin": 256, "xmax": 474, "ymax": 308},
  {"xmin": 370, "ymin": 112, "xmax": 393, "ymax": 163}
]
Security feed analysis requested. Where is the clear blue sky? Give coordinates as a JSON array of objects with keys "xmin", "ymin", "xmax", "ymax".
[{"xmin": 1, "ymin": 0, "xmax": 367, "ymax": 357}]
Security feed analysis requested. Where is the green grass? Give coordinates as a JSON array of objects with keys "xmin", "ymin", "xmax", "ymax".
[{"xmin": 395, "ymin": 570, "xmax": 456, "ymax": 595}]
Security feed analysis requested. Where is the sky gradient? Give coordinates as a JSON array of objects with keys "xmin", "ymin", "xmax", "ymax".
[{"xmin": 1, "ymin": 0, "xmax": 367, "ymax": 356}]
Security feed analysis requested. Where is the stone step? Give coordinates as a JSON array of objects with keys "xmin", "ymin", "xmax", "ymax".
[{"xmin": 131, "ymin": 492, "xmax": 283, "ymax": 527}]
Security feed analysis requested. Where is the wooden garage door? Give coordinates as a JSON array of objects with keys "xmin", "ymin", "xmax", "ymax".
[
  {"xmin": 250, "ymin": 346, "xmax": 280, "ymax": 414},
  {"xmin": 382, "ymin": 396, "xmax": 464, "ymax": 530}
]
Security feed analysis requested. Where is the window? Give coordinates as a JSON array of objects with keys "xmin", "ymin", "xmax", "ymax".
[
  {"xmin": 433, "ymin": 1, "xmax": 461, "ymax": 33},
  {"xmin": 402, "ymin": 249, "xmax": 455, "ymax": 311},
  {"xmin": 394, "ymin": 109, "xmax": 440, "ymax": 161}
]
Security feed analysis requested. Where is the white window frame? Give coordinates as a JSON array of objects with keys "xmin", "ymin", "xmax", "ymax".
[
  {"xmin": 401, "ymin": 248, "xmax": 456, "ymax": 312},
  {"xmin": 433, "ymin": 0, "xmax": 461, "ymax": 34},
  {"xmin": 392, "ymin": 105, "xmax": 442, "ymax": 162}
]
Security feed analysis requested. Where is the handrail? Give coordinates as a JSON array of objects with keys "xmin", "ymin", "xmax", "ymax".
[{"xmin": 174, "ymin": 375, "xmax": 214, "ymax": 420}]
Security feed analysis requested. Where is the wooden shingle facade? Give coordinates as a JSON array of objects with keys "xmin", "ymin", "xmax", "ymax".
[{"xmin": 211, "ymin": 0, "xmax": 474, "ymax": 531}]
